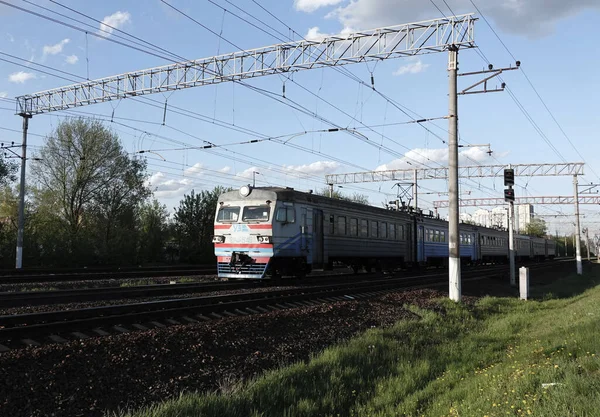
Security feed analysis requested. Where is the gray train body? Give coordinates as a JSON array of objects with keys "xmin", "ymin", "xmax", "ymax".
[{"xmin": 213, "ymin": 187, "xmax": 556, "ymax": 278}]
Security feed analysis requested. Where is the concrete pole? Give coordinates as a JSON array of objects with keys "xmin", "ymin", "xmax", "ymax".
[
  {"xmin": 328, "ymin": 183, "xmax": 333, "ymax": 198},
  {"xmin": 15, "ymin": 114, "xmax": 32, "ymax": 269},
  {"xmin": 508, "ymin": 201, "xmax": 516, "ymax": 286},
  {"xmin": 573, "ymin": 175, "xmax": 583, "ymax": 275},
  {"xmin": 448, "ymin": 45, "xmax": 461, "ymax": 302},
  {"xmin": 564, "ymin": 235, "xmax": 568, "ymax": 257},
  {"xmin": 413, "ymin": 169, "xmax": 418, "ymax": 211},
  {"xmin": 585, "ymin": 228, "xmax": 590, "ymax": 261}
]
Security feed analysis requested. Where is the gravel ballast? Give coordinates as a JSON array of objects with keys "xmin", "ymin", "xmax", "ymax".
[{"xmin": 0, "ymin": 288, "xmax": 465, "ymax": 417}]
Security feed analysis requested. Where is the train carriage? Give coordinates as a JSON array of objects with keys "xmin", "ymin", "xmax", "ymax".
[
  {"xmin": 213, "ymin": 186, "xmax": 413, "ymax": 278},
  {"xmin": 416, "ymin": 217, "xmax": 478, "ymax": 265},
  {"xmin": 479, "ymin": 228, "xmax": 509, "ymax": 264},
  {"xmin": 213, "ymin": 186, "xmax": 558, "ymax": 279}
]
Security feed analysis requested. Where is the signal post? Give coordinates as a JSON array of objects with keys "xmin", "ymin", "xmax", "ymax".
[{"xmin": 504, "ymin": 168, "xmax": 516, "ymax": 286}]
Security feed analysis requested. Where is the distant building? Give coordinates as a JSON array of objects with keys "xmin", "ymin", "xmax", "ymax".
[
  {"xmin": 491, "ymin": 207, "xmax": 508, "ymax": 229},
  {"xmin": 466, "ymin": 204, "xmax": 534, "ymax": 232},
  {"xmin": 516, "ymin": 204, "xmax": 534, "ymax": 233},
  {"xmin": 473, "ymin": 208, "xmax": 491, "ymax": 228}
]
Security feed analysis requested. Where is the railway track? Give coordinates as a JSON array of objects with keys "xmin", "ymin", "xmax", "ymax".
[
  {"xmin": 0, "ymin": 260, "xmax": 549, "ymax": 308},
  {"xmin": 0, "ymin": 280, "xmax": 261, "ymax": 307},
  {"xmin": 0, "ymin": 261, "xmax": 573, "ymax": 351},
  {"xmin": 0, "ymin": 266, "xmax": 217, "ymax": 284}
]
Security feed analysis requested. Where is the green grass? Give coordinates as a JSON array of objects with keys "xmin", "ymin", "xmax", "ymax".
[{"xmin": 114, "ymin": 269, "xmax": 600, "ymax": 417}]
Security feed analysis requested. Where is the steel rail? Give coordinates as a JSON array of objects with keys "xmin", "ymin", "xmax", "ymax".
[{"xmin": 0, "ymin": 280, "xmax": 254, "ymax": 307}]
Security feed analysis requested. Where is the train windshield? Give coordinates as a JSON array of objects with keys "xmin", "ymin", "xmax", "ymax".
[
  {"xmin": 217, "ymin": 206, "xmax": 240, "ymax": 222},
  {"xmin": 242, "ymin": 205, "xmax": 270, "ymax": 222}
]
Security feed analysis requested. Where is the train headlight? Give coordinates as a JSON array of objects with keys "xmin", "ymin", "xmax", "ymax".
[
  {"xmin": 212, "ymin": 235, "xmax": 225, "ymax": 243},
  {"xmin": 257, "ymin": 235, "xmax": 271, "ymax": 243},
  {"xmin": 239, "ymin": 185, "xmax": 251, "ymax": 197}
]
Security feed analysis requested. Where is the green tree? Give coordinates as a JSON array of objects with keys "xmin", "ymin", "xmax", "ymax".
[
  {"xmin": 0, "ymin": 186, "xmax": 18, "ymax": 267},
  {"xmin": 32, "ymin": 118, "xmax": 150, "ymax": 265},
  {"xmin": 174, "ymin": 187, "xmax": 229, "ymax": 263},
  {"xmin": 0, "ymin": 154, "xmax": 17, "ymax": 186},
  {"xmin": 138, "ymin": 199, "xmax": 170, "ymax": 264},
  {"xmin": 317, "ymin": 188, "xmax": 369, "ymax": 204},
  {"xmin": 523, "ymin": 217, "xmax": 547, "ymax": 238}
]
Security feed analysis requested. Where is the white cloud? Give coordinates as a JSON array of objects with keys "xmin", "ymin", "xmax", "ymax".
[
  {"xmin": 236, "ymin": 161, "xmax": 339, "ymax": 181},
  {"xmin": 43, "ymin": 38, "xmax": 70, "ymax": 56},
  {"xmin": 6, "ymin": 33, "xmax": 14, "ymax": 42},
  {"xmin": 145, "ymin": 171, "xmax": 195, "ymax": 199},
  {"xmin": 65, "ymin": 54, "xmax": 79, "ymax": 65},
  {"xmin": 183, "ymin": 162, "xmax": 205, "ymax": 177},
  {"xmin": 219, "ymin": 166, "xmax": 231, "ymax": 174},
  {"xmin": 305, "ymin": 26, "xmax": 332, "ymax": 41},
  {"xmin": 283, "ymin": 161, "xmax": 340, "ymax": 176},
  {"xmin": 321, "ymin": 0, "xmax": 599, "ymax": 37},
  {"xmin": 305, "ymin": 25, "xmax": 354, "ymax": 41},
  {"xmin": 393, "ymin": 58, "xmax": 429, "ymax": 76},
  {"xmin": 375, "ymin": 146, "xmax": 493, "ymax": 171},
  {"xmin": 0, "ymin": 92, "xmax": 7, "ymax": 98},
  {"xmin": 294, "ymin": 0, "xmax": 344, "ymax": 13},
  {"xmin": 8, "ymin": 71, "xmax": 36, "ymax": 84},
  {"xmin": 99, "ymin": 11, "xmax": 131, "ymax": 36}
]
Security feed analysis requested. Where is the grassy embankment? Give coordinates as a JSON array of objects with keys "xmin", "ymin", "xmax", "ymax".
[{"xmin": 116, "ymin": 268, "xmax": 600, "ymax": 417}]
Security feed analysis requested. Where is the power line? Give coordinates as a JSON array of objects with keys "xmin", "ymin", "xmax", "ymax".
[{"xmin": 467, "ymin": 0, "xmax": 599, "ymax": 181}]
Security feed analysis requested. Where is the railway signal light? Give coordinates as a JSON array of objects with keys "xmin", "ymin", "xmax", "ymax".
[
  {"xmin": 504, "ymin": 188, "xmax": 515, "ymax": 202},
  {"xmin": 504, "ymin": 168, "xmax": 514, "ymax": 186}
]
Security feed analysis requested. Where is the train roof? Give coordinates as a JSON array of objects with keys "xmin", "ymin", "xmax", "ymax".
[{"xmin": 218, "ymin": 186, "xmax": 409, "ymax": 216}]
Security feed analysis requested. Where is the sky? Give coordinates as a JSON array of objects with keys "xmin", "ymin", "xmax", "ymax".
[{"xmin": 1, "ymin": 0, "xmax": 599, "ymax": 237}]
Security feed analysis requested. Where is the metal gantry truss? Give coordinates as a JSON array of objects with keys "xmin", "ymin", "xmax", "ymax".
[
  {"xmin": 325, "ymin": 162, "xmax": 585, "ymax": 184},
  {"xmin": 433, "ymin": 196, "xmax": 600, "ymax": 208},
  {"xmin": 15, "ymin": 14, "xmax": 476, "ymax": 115}
]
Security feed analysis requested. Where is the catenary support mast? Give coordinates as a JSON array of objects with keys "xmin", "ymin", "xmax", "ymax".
[
  {"xmin": 15, "ymin": 114, "xmax": 31, "ymax": 269},
  {"xmin": 448, "ymin": 45, "xmax": 461, "ymax": 302},
  {"xmin": 573, "ymin": 175, "xmax": 583, "ymax": 275}
]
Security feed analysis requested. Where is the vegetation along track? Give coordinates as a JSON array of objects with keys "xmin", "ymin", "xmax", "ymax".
[{"xmin": 0, "ymin": 261, "xmax": 571, "ymax": 351}]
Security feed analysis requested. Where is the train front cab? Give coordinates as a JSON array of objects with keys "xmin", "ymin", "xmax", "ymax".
[{"xmin": 213, "ymin": 187, "xmax": 320, "ymax": 279}]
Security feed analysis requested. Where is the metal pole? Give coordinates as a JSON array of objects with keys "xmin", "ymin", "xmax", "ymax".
[
  {"xmin": 509, "ymin": 201, "xmax": 516, "ymax": 286},
  {"xmin": 252, "ymin": 171, "xmax": 256, "ymax": 187},
  {"xmin": 448, "ymin": 45, "xmax": 461, "ymax": 302},
  {"xmin": 573, "ymin": 175, "xmax": 583, "ymax": 274},
  {"xmin": 15, "ymin": 114, "xmax": 32, "ymax": 269},
  {"xmin": 413, "ymin": 169, "xmax": 418, "ymax": 210},
  {"xmin": 565, "ymin": 235, "xmax": 568, "ymax": 257},
  {"xmin": 328, "ymin": 183, "xmax": 333, "ymax": 198}
]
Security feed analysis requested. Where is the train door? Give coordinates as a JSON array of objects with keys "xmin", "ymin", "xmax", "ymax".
[
  {"xmin": 417, "ymin": 225, "xmax": 425, "ymax": 263},
  {"xmin": 471, "ymin": 232, "xmax": 478, "ymax": 262},
  {"xmin": 312, "ymin": 209, "xmax": 324, "ymax": 268}
]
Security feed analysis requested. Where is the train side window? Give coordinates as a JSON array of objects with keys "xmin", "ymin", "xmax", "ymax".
[
  {"xmin": 329, "ymin": 214, "xmax": 335, "ymax": 235},
  {"xmin": 400, "ymin": 225, "xmax": 405, "ymax": 240},
  {"xmin": 337, "ymin": 216, "xmax": 347, "ymax": 235},
  {"xmin": 275, "ymin": 204, "xmax": 295, "ymax": 223},
  {"xmin": 380, "ymin": 222, "xmax": 388, "ymax": 238},
  {"xmin": 350, "ymin": 218, "xmax": 358, "ymax": 236},
  {"xmin": 434, "ymin": 230, "xmax": 440, "ymax": 242},
  {"xmin": 389, "ymin": 223, "xmax": 396, "ymax": 240},
  {"xmin": 440, "ymin": 231, "xmax": 446, "ymax": 243},
  {"xmin": 360, "ymin": 219, "xmax": 368, "ymax": 237},
  {"xmin": 371, "ymin": 221, "xmax": 378, "ymax": 238},
  {"xmin": 418, "ymin": 227, "xmax": 423, "ymax": 241}
]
